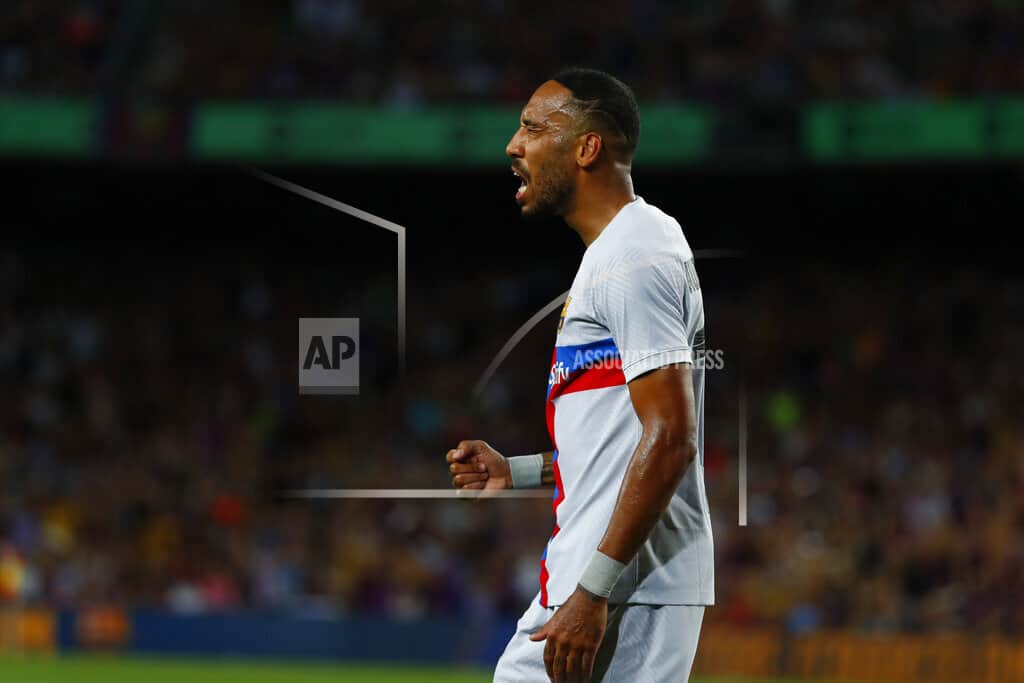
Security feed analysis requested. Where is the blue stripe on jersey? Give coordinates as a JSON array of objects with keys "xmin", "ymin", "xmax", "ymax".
[
  {"xmin": 547, "ymin": 337, "xmax": 621, "ymax": 398},
  {"xmin": 551, "ymin": 450, "xmax": 559, "ymax": 501},
  {"xmin": 554, "ymin": 337, "xmax": 620, "ymax": 371}
]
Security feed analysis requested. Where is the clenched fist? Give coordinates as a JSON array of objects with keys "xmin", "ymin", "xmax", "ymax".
[{"xmin": 446, "ymin": 439, "xmax": 511, "ymax": 495}]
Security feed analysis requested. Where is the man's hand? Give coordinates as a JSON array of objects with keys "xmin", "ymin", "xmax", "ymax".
[
  {"xmin": 446, "ymin": 439, "xmax": 511, "ymax": 495},
  {"xmin": 529, "ymin": 586, "xmax": 608, "ymax": 683}
]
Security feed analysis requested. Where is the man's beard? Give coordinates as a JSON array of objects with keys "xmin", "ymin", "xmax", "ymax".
[{"xmin": 523, "ymin": 164, "xmax": 573, "ymax": 220}]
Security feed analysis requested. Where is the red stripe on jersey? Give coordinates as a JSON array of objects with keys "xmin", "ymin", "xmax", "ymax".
[
  {"xmin": 545, "ymin": 348, "xmax": 559, "ymax": 448},
  {"xmin": 556, "ymin": 365, "xmax": 625, "ymax": 398},
  {"xmin": 552, "ymin": 462, "xmax": 565, "ymax": 517},
  {"xmin": 539, "ymin": 526, "xmax": 559, "ymax": 607},
  {"xmin": 540, "ymin": 462, "xmax": 566, "ymax": 606},
  {"xmin": 539, "ymin": 558, "xmax": 549, "ymax": 606},
  {"xmin": 545, "ymin": 399, "xmax": 557, "ymax": 451}
]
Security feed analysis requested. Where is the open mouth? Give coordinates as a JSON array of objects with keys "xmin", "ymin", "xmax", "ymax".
[{"xmin": 512, "ymin": 166, "xmax": 529, "ymax": 201}]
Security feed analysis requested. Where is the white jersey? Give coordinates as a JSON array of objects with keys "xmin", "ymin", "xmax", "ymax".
[{"xmin": 540, "ymin": 196, "xmax": 714, "ymax": 608}]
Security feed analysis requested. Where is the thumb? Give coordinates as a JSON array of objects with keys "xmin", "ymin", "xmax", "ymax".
[
  {"xmin": 529, "ymin": 625, "xmax": 549, "ymax": 642},
  {"xmin": 453, "ymin": 440, "xmax": 481, "ymax": 461}
]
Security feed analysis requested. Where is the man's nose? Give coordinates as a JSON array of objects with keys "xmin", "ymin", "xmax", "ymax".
[{"xmin": 506, "ymin": 130, "xmax": 524, "ymax": 158}]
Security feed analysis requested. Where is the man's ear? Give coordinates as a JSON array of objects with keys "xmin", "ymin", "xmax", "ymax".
[{"xmin": 576, "ymin": 132, "xmax": 603, "ymax": 169}]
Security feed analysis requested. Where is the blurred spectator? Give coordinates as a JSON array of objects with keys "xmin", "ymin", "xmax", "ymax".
[{"xmin": 2, "ymin": 0, "xmax": 1023, "ymax": 102}]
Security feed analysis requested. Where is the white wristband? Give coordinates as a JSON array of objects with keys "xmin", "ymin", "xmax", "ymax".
[
  {"xmin": 578, "ymin": 550, "xmax": 627, "ymax": 599},
  {"xmin": 508, "ymin": 453, "xmax": 544, "ymax": 489}
]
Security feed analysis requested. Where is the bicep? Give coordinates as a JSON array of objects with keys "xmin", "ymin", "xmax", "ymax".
[{"xmin": 626, "ymin": 363, "xmax": 697, "ymax": 439}]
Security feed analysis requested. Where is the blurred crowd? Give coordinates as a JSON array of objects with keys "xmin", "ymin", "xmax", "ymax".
[
  {"xmin": 0, "ymin": 246, "xmax": 1021, "ymax": 636},
  {"xmin": 2, "ymin": 0, "xmax": 1023, "ymax": 103},
  {"xmin": 716, "ymin": 265, "xmax": 1024, "ymax": 635}
]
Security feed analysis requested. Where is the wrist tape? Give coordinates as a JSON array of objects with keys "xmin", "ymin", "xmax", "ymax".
[
  {"xmin": 508, "ymin": 453, "xmax": 544, "ymax": 489},
  {"xmin": 578, "ymin": 550, "xmax": 627, "ymax": 599}
]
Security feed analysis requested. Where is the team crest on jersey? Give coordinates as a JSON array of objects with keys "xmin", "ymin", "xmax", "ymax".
[{"xmin": 557, "ymin": 296, "xmax": 572, "ymax": 334}]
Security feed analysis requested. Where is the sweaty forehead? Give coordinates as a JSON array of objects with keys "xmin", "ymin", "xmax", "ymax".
[{"xmin": 522, "ymin": 80, "xmax": 577, "ymax": 126}]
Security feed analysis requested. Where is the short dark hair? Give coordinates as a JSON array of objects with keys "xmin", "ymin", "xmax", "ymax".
[{"xmin": 550, "ymin": 67, "xmax": 640, "ymax": 160}]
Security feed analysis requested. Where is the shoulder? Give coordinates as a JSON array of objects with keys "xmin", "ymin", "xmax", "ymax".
[
  {"xmin": 587, "ymin": 198, "xmax": 693, "ymax": 277},
  {"xmin": 631, "ymin": 199, "xmax": 693, "ymax": 260}
]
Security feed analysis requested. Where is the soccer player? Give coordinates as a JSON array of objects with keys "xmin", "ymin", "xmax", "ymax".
[{"xmin": 446, "ymin": 68, "xmax": 713, "ymax": 683}]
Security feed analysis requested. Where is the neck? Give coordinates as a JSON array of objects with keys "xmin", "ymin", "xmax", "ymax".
[{"xmin": 563, "ymin": 169, "xmax": 636, "ymax": 247}]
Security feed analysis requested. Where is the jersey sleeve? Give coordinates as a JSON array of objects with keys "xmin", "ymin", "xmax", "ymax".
[{"xmin": 594, "ymin": 254, "xmax": 699, "ymax": 383}]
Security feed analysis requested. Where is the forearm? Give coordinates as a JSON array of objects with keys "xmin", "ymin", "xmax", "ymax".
[{"xmin": 596, "ymin": 426, "xmax": 697, "ymax": 564}]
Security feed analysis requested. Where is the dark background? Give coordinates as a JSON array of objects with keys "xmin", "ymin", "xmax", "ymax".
[{"xmin": 5, "ymin": 161, "xmax": 1022, "ymax": 260}]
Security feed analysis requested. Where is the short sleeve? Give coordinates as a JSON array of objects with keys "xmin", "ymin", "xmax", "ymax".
[{"xmin": 595, "ymin": 255, "xmax": 696, "ymax": 382}]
